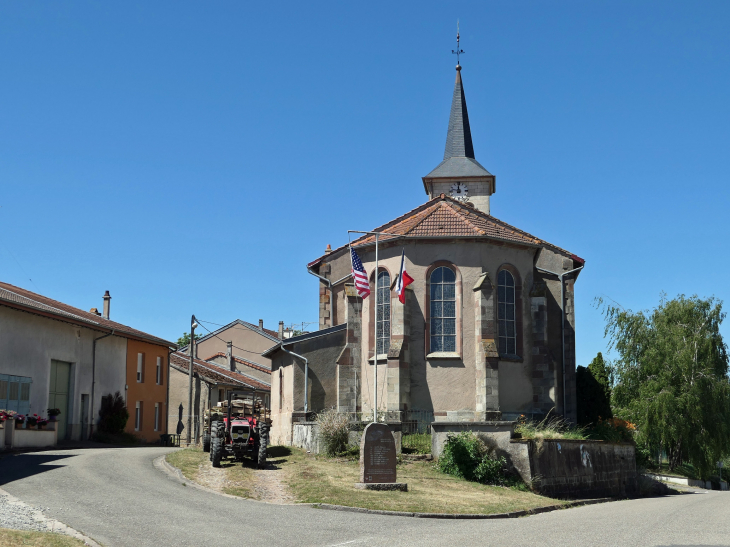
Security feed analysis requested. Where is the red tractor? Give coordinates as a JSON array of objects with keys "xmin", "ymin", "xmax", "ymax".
[{"xmin": 206, "ymin": 389, "xmax": 271, "ymax": 469}]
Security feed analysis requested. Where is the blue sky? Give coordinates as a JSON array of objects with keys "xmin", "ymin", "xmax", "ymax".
[{"xmin": 1, "ymin": 2, "xmax": 729, "ymax": 365}]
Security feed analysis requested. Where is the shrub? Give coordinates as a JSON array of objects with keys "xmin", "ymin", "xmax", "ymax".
[
  {"xmin": 98, "ymin": 392, "xmax": 129, "ymax": 434},
  {"xmin": 315, "ymin": 408, "xmax": 350, "ymax": 456},
  {"xmin": 437, "ymin": 431, "xmax": 511, "ymax": 486},
  {"xmin": 588, "ymin": 417, "xmax": 636, "ymax": 443}
]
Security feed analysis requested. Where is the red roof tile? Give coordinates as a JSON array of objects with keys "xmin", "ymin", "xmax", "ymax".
[{"xmin": 308, "ymin": 194, "xmax": 575, "ymax": 267}]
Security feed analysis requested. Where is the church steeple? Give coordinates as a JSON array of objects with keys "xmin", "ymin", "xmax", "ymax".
[
  {"xmin": 422, "ymin": 62, "xmax": 496, "ymax": 215},
  {"xmin": 444, "ymin": 66, "xmax": 475, "ymax": 160}
]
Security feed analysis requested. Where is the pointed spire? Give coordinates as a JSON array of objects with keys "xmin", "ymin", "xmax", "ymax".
[{"xmin": 443, "ymin": 66, "xmax": 474, "ymax": 160}]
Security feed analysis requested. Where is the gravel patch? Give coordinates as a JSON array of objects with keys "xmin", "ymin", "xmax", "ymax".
[
  {"xmin": 0, "ymin": 491, "xmax": 49, "ymax": 532},
  {"xmin": 0, "ymin": 488, "xmax": 101, "ymax": 546}
]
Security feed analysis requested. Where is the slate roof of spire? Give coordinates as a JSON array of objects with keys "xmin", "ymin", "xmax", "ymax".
[
  {"xmin": 308, "ymin": 194, "xmax": 583, "ymax": 268},
  {"xmin": 425, "ymin": 67, "xmax": 492, "ymax": 179}
]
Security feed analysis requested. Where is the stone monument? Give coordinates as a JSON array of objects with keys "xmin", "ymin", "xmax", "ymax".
[{"xmin": 355, "ymin": 422, "xmax": 407, "ymax": 491}]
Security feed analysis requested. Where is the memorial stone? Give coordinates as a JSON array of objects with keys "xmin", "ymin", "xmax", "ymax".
[{"xmin": 357, "ymin": 423, "xmax": 406, "ymax": 490}]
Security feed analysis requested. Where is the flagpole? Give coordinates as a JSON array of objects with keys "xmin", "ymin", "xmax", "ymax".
[
  {"xmin": 374, "ymin": 232, "xmax": 379, "ymax": 423},
  {"xmin": 347, "ymin": 229, "xmax": 402, "ymax": 425}
]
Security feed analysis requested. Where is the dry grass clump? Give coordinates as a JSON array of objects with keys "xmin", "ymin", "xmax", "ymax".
[
  {"xmin": 315, "ymin": 408, "xmax": 350, "ymax": 456},
  {"xmin": 514, "ymin": 415, "xmax": 587, "ymax": 442}
]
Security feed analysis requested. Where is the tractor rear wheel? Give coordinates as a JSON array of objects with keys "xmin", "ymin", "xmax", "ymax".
[
  {"xmin": 211, "ymin": 437, "xmax": 222, "ymax": 468},
  {"xmin": 257, "ymin": 429, "xmax": 269, "ymax": 469}
]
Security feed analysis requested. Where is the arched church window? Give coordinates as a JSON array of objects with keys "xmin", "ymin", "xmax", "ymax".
[
  {"xmin": 498, "ymin": 270, "xmax": 516, "ymax": 355},
  {"xmin": 430, "ymin": 266, "xmax": 456, "ymax": 352},
  {"xmin": 376, "ymin": 271, "xmax": 391, "ymax": 355}
]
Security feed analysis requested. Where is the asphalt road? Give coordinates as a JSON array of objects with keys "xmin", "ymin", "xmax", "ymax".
[{"xmin": 2, "ymin": 447, "xmax": 729, "ymax": 547}]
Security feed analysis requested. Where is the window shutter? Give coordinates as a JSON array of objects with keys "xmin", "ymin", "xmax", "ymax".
[
  {"xmin": 156, "ymin": 356, "xmax": 162, "ymax": 385},
  {"xmin": 137, "ymin": 353, "xmax": 144, "ymax": 383}
]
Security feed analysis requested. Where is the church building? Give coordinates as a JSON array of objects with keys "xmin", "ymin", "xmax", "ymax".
[{"xmin": 266, "ymin": 62, "xmax": 584, "ymax": 445}]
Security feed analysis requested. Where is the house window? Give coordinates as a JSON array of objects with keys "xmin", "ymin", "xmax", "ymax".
[
  {"xmin": 154, "ymin": 403, "xmax": 160, "ymax": 431},
  {"xmin": 156, "ymin": 356, "xmax": 162, "ymax": 385},
  {"xmin": 135, "ymin": 401, "xmax": 142, "ymax": 431},
  {"xmin": 0, "ymin": 374, "xmax": 32, "ymax": 414},
  {"xmin": 137, "ymin": 353, "xmax": 144, "ymax": 383},
  {"xmin": 376, "ymin": 271, "xmax": 391, "ymax": 355},
  {"xmin": 498, "ymin": 270, "xmax": 517, "ymax": 355},
  {"xmin": 430, "ymin": 266, "xmax": 456, "ymax": 352}
]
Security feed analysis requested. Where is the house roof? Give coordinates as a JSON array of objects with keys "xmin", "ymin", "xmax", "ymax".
[
  {"xmin": 262, "ymin": 324, "xmax": 347, "ymax": 358},
  {"xmin": 170, "ymin": 351, "xmax": 270, "ymax": 391},
  {"xmin": 189, "ymin": 319, "xmax": 281, "ymax": 351},
  {"xmin": 203, "ymin": 352, "xmax": 271, "ymax": 375},
  {"xmin": 0, "ymin": 281, "xmax": 175, "ymax": 348},
  {"xmin": 308, "ymin": 194, "xmax": 581, "ymax": 268}
]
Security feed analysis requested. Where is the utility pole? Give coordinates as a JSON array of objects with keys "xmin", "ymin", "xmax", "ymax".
[{"xmin": 187, "ymin": 315, "xmax": 197, "ymax": 445}]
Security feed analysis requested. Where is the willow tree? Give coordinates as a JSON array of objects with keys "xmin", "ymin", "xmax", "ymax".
[{"xmin": 599, "ymin": 294, "xmax": 730, "ymax": 479}]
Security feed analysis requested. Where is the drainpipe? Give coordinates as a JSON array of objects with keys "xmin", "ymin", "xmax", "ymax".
[
  {"xmin": 535, "ymin": 264, "xmax": 584, "ymax": 419},
  {"xmin": 280, "ymin": 345, "xmax": 308, "ymax": 415},
  {"xmin": 91, "ymin": 329, "xmax": 115, "ymax": 437}
]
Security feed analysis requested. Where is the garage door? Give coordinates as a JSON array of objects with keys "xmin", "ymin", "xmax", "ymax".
[{"xmin": 49, "ymin": 361, "xmax": 71, "ymax": 440}]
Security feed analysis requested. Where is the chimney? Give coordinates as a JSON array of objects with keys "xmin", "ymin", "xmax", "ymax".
[
  {"xmin": 325, "ymin": 244, "xmax": 332, "ymax": 254},
  {"xmin": 227, "ymin": 341, "xmax": 235, "ymax": 372},
  {"xmin": 102, "ymin": 291, "xmax": 111, "ymax": 319},
  {"xmin": 259, "ymin": 319, "xmax": 264, "ymax": 330},
  {"xmin": 278, "ymin": 321, "xmax": 284, "ymax": 340}
]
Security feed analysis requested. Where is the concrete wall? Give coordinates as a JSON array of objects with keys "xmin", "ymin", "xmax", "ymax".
[
  {"xmin": 0, "ymin": 306, "xmax": 127, "ymax": 441},
  {"xmin": 196, "ymin": 324, "xmax": 277, "ymax": 371},
  {"xmin": 4, "ymin": 420, "xmax": 58, "ymax": 449},
  {"xmin": 431, "ymin": 421, "xmax": 516, "ymax": 459},
  {"xmin": 292, "ymin": 421, "xmax": 402, "ymax": 455},
  {"xmin": 514, "ymin": 439, "xmax": 637, "ymax": 498}
]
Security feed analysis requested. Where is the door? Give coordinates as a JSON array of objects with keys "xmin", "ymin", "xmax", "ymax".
[
  {"xmin": 80, "ymin": 394, "xmax": 89, "ymax": 440},
  {"xmin": 49, "ymin": 361, "xmax": 71, "ymax": 440}
]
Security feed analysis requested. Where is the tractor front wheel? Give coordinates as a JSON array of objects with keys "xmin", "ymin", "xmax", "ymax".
[
  {"xmin": 203, "ymin": 432, "xmax": 211, "ymax": 453},
  {"xmin": 257, "ymin": 429, "xmax": 269, "ymax": 469}
]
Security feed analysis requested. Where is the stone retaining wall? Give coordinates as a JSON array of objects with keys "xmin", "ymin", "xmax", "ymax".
[{"xmin": 292, "ymin": 422, "xmax": 402, "ymax": 454}]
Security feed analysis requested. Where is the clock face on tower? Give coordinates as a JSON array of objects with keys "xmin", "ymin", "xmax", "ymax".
[{"xmin": 449, "ymin": 182, "xmax": 469, "ymax": 201}]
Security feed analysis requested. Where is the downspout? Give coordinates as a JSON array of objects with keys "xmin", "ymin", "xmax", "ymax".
[
  {"xmin": 535, "ymin": 265, "xmax": 584, "ymax": 419},
  {"xmin": 280, "ymin": 345, "xmax": 308, "ymax": 415},
  {"xmin": 91, "ymin": 329, "xmax": 115, "ymax": 438},
  {"xmin": 166, "ymin": 347, "xmax": 173, "ymax": 435}
]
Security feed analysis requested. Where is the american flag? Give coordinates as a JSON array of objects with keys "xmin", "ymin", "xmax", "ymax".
[{"xmin": 350, "ymin": 247, "xmax": 370, "ymax": 299}]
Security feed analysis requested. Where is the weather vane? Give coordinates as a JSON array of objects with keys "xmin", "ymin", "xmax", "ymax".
[{"xmin": 452, "ymin": 20, "xmax": 464, "ymax": 67}]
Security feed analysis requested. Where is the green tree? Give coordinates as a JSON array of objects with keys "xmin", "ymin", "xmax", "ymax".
[
  {"xmin": 599, "ymin": 294, "xmax": 730, "ymax": 479},
  {"xmin": 577, "ymin": 352, "xmax": 613, "ymax": 426},
  {"xmin": 176, "ymin": 332, "xmax": 202, "ymax": 348}
]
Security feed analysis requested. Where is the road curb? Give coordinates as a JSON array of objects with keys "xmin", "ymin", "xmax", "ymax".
[
  {"xmin": 0, "ymin": 487, "xmax": 103, "ymax": 546},
  {"xmin": 310, "ymin": 498, "xmax": 614, "ymax": 519}
]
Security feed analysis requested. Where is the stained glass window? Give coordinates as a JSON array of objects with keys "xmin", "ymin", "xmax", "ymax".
[
  {"xmin": 376, "ymin": 271, "xmax": 391, "ymax": 355},
  {"xmin": 498, "ymin": 270, "xmax": 517, "ymax": 355},
  {"xmin": 430, "ymin": 266, "xmax": 456, "ymax": 353}
]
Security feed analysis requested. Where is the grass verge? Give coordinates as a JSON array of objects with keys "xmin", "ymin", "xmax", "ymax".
[
  {"xmin": 166, "ymin": 446, "xmax": 566, "ymax": 515},
  {"xmin": 0, "ymin": 528, "xmax": 88, "ymax": 547},
  {"xmin": 166, "ymin": 447, "xmax": 256, "ymax": 498},
  {"xmin": 284, "ymin": 448, "xmax": 562, "ymax": 514}
]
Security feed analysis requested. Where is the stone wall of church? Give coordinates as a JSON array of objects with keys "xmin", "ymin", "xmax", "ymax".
[{"xmin": 320, "ymin": 238, "xmax": 576, "ymax": 421}]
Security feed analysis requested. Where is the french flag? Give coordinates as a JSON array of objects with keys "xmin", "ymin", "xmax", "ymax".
[{"xmin": 396, "ymin": 249, "xmax": 414, "ymax": 304}]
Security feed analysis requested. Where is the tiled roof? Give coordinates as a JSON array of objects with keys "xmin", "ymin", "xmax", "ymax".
[
  {"xmin": 170, "ymin": 351, "xmax": 270, "ymax": 391},
  {"xmin": 308, "ymin": 194, "xmax": 577, "ymax": 268},
  {"xmin": 203, "ymin": 352, "xmax": 271, "ymax": 375},
  {"xmin": 262, "ymin": 324, "xmax": 347, "ymax": 358},
  {"xmin": 0, "ymin": 281, "xmax": 175, "ymax": 348}
]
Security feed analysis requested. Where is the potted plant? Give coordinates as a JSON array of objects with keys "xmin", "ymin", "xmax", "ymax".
[
  {"xmin": 47, "ymin": 408, "xmax": 61, "ymax": 422},
  {"xmin": 26, "ymin": 414, "xmax": 39, "ymax": 429},
  {"xmin": 36, "ymin": 417, "xmax": 49, "ymax": 430},
  {"xmin": 15, "ymin": 414, "xmax": 25, "ymax": 428}
]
